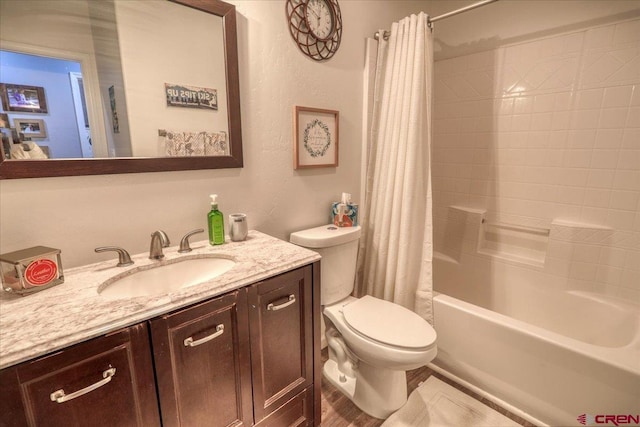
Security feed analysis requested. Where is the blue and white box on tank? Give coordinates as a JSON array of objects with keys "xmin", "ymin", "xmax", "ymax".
[{"xmin": 331, "ymin": 192, "xmax": 358, "ymax": 227}]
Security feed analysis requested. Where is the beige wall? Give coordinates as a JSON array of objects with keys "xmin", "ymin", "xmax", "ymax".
[
  {"xmin": 89, "ymin": 0, "xmax": 132, "ymax": 157},
  {"xmin": 5, "ymin": 0, "xmax": 635, "ymax": 274},
  {"xmin": 115, "ymin": 0, "xmax": 228, "ymax": 157},
  {"xmin": 428, "ymin": 0, "xmax": 640, "ymax": 59},
  {"xmin": 0, "ymin": 1, "xmax": 94, "ymax": 54},
  {"xmin": 0, "ymin": 1, "xmax": 427, "ymax": 268}
]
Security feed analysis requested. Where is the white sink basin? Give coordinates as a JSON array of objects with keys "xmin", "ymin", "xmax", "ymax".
[{"xmin": 98, "ymin": 256, "xmax": 235, "ymax": 298}]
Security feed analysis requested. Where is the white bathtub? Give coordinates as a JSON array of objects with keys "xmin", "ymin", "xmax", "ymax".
[{"xmin": 430, "ymin": 255, "xmax": 640, "ymax": 426}]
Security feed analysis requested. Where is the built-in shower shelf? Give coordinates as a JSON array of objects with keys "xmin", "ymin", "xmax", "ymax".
[{"xmin": 477, "ymin": 219, "xmax": 549, "ymax": 268}]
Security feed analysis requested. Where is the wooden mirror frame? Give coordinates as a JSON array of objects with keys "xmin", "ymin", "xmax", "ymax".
[{"xmin": 0, "ymin": 0, "xmax": 242, "ymax": 179}]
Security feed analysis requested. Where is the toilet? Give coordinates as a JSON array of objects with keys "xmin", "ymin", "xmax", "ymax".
[{"xmin": 290, "ymin": 224, "xmax": 437, "ymax": 419}]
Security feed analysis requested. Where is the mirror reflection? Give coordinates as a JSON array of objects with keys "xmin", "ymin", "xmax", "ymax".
[
  {"xmin": 1, "ymin": 51, "xmax": 102, "ymax": 159},
  {"xmin": 0, "ymin": 0, "xmax": 230, "ymax": 162}
]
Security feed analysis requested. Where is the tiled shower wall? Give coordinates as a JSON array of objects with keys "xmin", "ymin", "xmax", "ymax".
[{"xmin": 432, "ymin": 18, "xmax": 640, "ymax": 302}]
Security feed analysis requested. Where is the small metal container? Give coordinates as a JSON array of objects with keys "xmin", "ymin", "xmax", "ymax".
[
  {"xmin": 229, "ymin": 213, "xmax": 248, "ymax": 242},
  {"xmin": 0, "ymin": 246, "xmax": 64, "ymax": 295}
]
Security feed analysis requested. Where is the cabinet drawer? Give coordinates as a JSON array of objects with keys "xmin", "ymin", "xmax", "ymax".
[
  {"xmin": 0, "ymin": 324, "xmax": 159, "ymax": 427},
  {"xmin": 150, "ymin": 290, "xmax": 253, "ymax": 427},
  {"xmin": 248, "ymin": 266, "xmax": 313, "ymax": 422},
  {"xmin": 254, "ymin": 387, "xmax": 313, "ymax": 427}
]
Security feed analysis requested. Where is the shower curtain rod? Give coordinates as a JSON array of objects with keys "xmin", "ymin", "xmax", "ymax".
[{"xmin": 374, "ymin": 0, "xmax": 499, "ymax": 40}]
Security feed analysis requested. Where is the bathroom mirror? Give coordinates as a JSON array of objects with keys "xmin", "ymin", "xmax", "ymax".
[{"xmin": 0, "ymin": 0, "xmax": 242, "ymax": 179}]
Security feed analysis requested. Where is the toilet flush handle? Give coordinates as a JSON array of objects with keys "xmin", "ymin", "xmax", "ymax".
[{"xmin": 267, "ymin": 294, "xmax": 296, "ymax": 311}]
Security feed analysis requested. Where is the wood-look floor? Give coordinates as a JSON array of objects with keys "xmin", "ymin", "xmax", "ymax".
[{"xmin": 320, "ymin": 348, "xmax": 536, "ymax": 427}]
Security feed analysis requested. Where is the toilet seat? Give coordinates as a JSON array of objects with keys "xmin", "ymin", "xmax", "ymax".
[
  {"xmin": 324, "ymin": 295, "xmax": 438, "ymax": 375},
  {"xmin": 342, "ymin": 295, "xmax": 436, "ymax": 350}
]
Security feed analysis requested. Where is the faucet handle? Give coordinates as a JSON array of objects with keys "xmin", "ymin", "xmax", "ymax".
[
  {"xmin": 157, "ymin": 230, "xmax": 170, "ymax": 247},
  {"xmin": 95, "ymin": 246, "xmax": 134, "ymax": 267},
  {"xmin": 178, "ymin": 228, "xmax": 205, "ymax": 253}
]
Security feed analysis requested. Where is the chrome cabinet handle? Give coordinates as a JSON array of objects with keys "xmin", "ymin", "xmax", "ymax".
[
  {"xmin": 184, "ymin": 324, "xmax": 224, "ymax": 347},
  {"xmin": 50, "ymin": 367, "xmax": 116, "ymax": 404},
  {"xmin": 267, "ymin": 294, "xmax": 296, "ymax": 311}
]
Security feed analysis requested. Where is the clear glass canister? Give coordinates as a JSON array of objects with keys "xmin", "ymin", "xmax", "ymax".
[{"xmin": 0, "ymin": 246, "xmax": 64, "ymax": 295}]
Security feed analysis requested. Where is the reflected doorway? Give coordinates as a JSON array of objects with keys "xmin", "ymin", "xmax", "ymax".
[
  {"xmin": 0, "ymin": 50, "xmax": 87, "ymax": 158},
  {"xmin": 69, "ymin": 71, "xmax": 93, "ymax": 158}
]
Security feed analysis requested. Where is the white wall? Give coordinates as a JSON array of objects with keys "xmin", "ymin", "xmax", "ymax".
[
  {"xmin": 431, "ymin": 3, "xmax": 640, "ymax": 302},
  {"xmin": 0, "ymin": 1, "xmax": 428, "ymax": 269}
]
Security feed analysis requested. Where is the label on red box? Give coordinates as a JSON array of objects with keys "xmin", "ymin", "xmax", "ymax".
[{"xmin": 25, "ymin": 259, "xmax": 58, "ymax": 287}]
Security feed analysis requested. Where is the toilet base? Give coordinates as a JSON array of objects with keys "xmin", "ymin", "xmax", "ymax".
[
  {"xmin": 323, "ymin": 358, "xmax": 408, "ymax": 419},
  {"xmin": 323, "ymin": 358, "xmax": 356, "ymax": 398}
]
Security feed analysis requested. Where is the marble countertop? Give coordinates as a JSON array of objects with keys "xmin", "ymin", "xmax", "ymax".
[{"xmin": 0, "ymin": 231, "xmax": 321, "ymax": 369}]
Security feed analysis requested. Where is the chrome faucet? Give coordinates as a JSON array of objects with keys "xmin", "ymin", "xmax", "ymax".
[{"xmin": 149, "ymin": 230, "xmax": 170, "ymax": 260}]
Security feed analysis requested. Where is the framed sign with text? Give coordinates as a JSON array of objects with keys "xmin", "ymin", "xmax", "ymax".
[
  {"xmin": 293, "ymin": 106, "xmax": 339, "ymax": 169},
  {"xmin": 165, "ymin": 83, "xmax": 218, "ymax": 110}
]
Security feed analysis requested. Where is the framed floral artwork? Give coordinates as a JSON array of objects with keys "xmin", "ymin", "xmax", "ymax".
[{"xmin": 293, "ymin": 106, "xmax": 339, "ymax": 169}]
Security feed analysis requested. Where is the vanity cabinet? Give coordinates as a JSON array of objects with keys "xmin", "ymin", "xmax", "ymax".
[
  {"xmin": 248, "ymin": 267, "xmax": 313, "ymax": 425},
  {"xmin": 150, "ymin": 290, "xmax": 253, "ymax": 427},
  {"xmin": 0, "ymin": 262, "xmax": 321, "ymax": 427},
  {"xmin": 0, "ymin": 324, "xmax": 160, "ymax": 427}
]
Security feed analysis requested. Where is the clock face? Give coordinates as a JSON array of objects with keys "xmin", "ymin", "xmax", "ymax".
[{"xmin": 304, "ymin": 0, "xmax": 334, "ymax": 40}]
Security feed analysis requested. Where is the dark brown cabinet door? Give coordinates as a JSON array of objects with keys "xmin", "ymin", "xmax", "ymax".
[
  {"xmin": 0, "ymin": 323, "xmax": 159, "ymax": 427},
  {"xmin": 254, "ymin": 387, "xmax": 313, "ymax": 427},
  {"xmin": 248, "ymin": 266, "xmax": 313, "ymax": 423},
  {"xmin": 150, "ymin": 290, "xmax": 253, "ymax": 427}
]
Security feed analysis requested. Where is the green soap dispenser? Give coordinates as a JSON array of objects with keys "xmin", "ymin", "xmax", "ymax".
[{"xmin": 208, "ymin": 194, "xmax": 225, "ymax": 245}]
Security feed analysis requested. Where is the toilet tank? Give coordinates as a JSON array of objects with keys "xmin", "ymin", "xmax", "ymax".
[{"xmin": 290, "ymin": 225, "xmax": 361, "ymax": 305}]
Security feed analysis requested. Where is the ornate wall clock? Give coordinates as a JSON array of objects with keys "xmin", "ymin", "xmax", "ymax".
[{"xmin": 286, "ymin": 0, "xmax": 342, "ymax": 61}]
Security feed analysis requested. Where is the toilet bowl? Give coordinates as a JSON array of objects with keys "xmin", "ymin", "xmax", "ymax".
[
  {"xmin": 289, "ymin": 224, "xmax": 437, "ymax": 419},
  {"xmin": 323, "ymin": 295, "xmax": 436, "ymax": 418}
]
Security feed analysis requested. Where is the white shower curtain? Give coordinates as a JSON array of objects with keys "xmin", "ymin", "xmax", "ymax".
[{"xmin": 357, "ymin": 13, "xmax": 434, "ymax": 323}]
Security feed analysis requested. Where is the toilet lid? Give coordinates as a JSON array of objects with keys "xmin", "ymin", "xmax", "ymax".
[{"xmin": 342, "ymin": 295, "xmax": 436, "ymax": 349}]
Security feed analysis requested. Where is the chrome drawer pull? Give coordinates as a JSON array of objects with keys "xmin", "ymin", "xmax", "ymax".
[
  {"xmin": 50, "ymin": 367, "xmax": 116, "ymax": 404},
  {"xmin": 184, "ymin": 324, "xmax": 224, "ymax": 347},
  {"xmin": 267, "ymin": 294, "xmax": 296, "ymax": 311}
]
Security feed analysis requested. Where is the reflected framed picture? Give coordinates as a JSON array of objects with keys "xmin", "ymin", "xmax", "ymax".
[
  {"xmin": 0, "ymin": 83, "xmax": 48, "ymax": 114},
  {"xmin": 293, "ymin": 106, "xmax": 339, "ymax": 169},
  {"xmin": 13, "ymin": 118, "xmax": 46, "ymax": 138}
]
